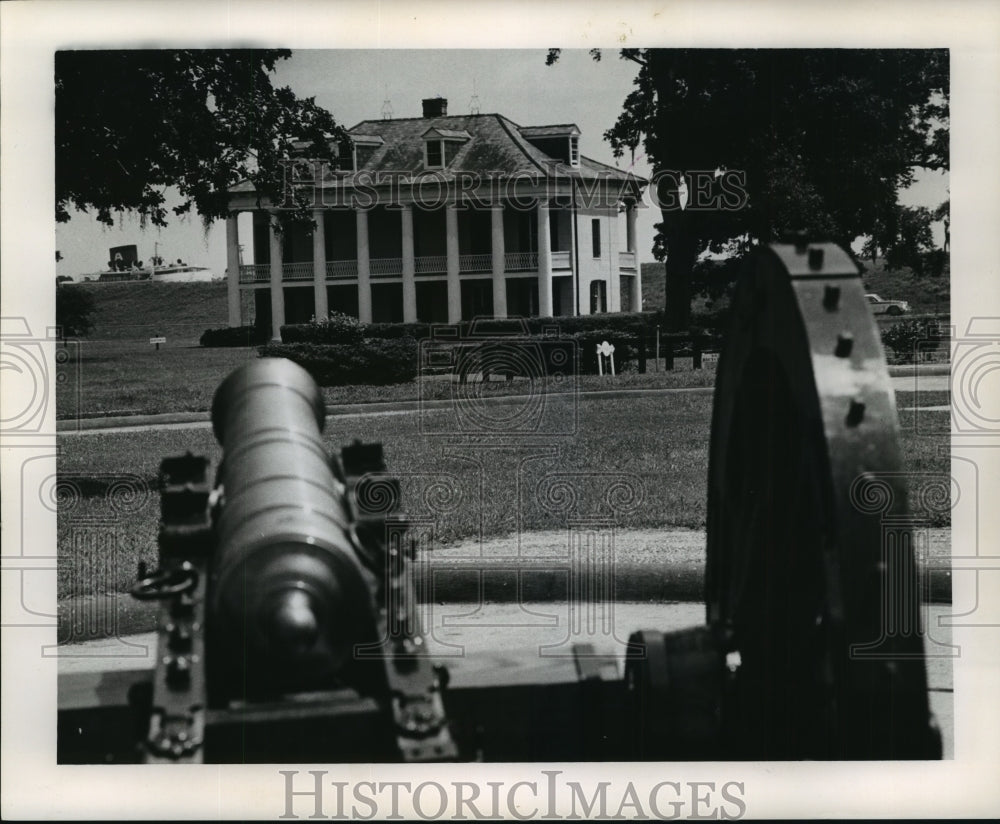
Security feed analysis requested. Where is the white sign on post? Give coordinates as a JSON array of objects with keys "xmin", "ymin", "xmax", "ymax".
[
  {"xmin": 596, "ymin": 340, "xmax": 616, "ymax": 376},
  {"xmin": 149, "ymin": 336, "xmax": 166, "ymax": 350}
]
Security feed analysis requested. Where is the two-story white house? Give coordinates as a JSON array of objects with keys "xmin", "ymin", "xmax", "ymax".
[{"xmin": 224, "ymin": 98, "xmax": 645, "ymax": 338}]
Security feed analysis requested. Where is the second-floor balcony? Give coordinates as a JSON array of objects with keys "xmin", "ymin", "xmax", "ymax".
[
  {"xmin": 238, "ymin": 263, "xmax": 270, "ymax": 283},
  {"xmin": 238, "ymin": 249, "xmax": 570, "ymax": 284},
  {"xmin": 369, "ymin": 257, "xmax": 403, "ymax": 278}
]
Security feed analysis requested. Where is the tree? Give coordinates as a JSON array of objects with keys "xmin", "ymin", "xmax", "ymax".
[
  {"xmin": 55, "ymin": 50, "xmax": 345, "ymax": 228},
  {"xmin": 861, "ymin": 198, "xmax": 949, "ymax": 277},
  {"xmin": 55, "ymin": 284, "xmax": 97, "ymax": 339},
  {"xmin": 549, "ymin": 49, "xmax": 949, "ymax": 330},
  {"xmin": 861, "ymin": 204, "xmax": 936, "ymax": 272},
  {"xmin": 933, "ymin": 198, "xmax": 950, "ymax": 254}
]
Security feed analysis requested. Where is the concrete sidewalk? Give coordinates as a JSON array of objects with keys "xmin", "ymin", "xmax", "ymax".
[
  {"xmin": 56, "ymin": 600, "xmax": 955, "ymax": 760},
  {"xmin": 56, "ymin": 527, "xmax": 953, "ymax": 642}
]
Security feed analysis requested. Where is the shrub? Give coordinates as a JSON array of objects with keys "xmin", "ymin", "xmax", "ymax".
[
  {"xmin": 366, "ymin": 321, "xmax": 433, "ymax": 340},
  {"xmin": 281, "ymin": 311, "xmax": 366, "ymax": 345},
  {"xmin": 259, "ymin": 337, "xmax": 418, "ymax": 386},
  {"xmin": 881, "ymin": 318, "xmax": 941, "ymax": 364},
  {"xmin": 199, "ymin": 325, "xmax": 268, "ymax": 347}
]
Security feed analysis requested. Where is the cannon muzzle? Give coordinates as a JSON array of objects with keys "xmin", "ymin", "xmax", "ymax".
[{"xmin": 209, "ymin": 358, "xmax": 378, "ymax": 693}]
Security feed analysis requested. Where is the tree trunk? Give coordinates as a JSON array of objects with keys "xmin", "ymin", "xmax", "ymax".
[{"xmin": 662, "ymin": 211, "xmax": 698, "ymax": 332}]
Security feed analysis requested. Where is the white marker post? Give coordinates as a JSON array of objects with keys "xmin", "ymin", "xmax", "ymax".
[
  {"xmin": 596, "ymin": 340, "xmax": 616, "ymax": 376},
  {"xmin": 149, "ymin": 336, "xmax": 166, "ymax": 351}
]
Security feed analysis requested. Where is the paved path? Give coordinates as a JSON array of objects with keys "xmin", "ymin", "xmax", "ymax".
[
  {"xmin": 56, "ymin": 386, "xmax": 717, "ymax": 435},
  {"xmin": 57, "ymin": 378, "xmax": 949, "ymax": 436},
  {"xmin": 56, "ymin": 526, "xmax": 953, "ymax": 641},
  {"xmin": 892, "ymin": 375, "xmax": 950, "ymax": 392}
]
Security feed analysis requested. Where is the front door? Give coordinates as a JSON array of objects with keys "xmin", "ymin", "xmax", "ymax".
[{"xmin": 590, "ymin": 280, "xmax": 607, "ymax": 314}]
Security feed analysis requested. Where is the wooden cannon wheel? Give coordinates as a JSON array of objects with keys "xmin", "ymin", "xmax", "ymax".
[{"xmin": 703, "ymin": 241, "xmax": 941, "ymax": 759}]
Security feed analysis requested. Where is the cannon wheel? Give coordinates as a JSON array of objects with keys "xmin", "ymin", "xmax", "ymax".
[{"xmin": 705, "ymin": 242, "xmax": 941, "ymax": 759}]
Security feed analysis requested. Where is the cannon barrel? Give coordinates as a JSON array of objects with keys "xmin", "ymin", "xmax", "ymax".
[{"xmin": 209, "ymin": 358, "xmax": 378, "ymax": 693}]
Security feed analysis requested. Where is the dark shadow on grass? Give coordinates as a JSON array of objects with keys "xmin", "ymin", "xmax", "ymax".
[{"xmin": 59, "ymin": 475, "xmax": 159, "ymax": 500}]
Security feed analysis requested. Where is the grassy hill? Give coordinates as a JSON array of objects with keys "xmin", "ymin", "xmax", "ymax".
[
  {"xmin": 74, "ymin": 280, "xmax": 229, "ymax": 342},
  {"xmin": 642, "ymin": 256, "xmax": 950, "ymax": 316}
]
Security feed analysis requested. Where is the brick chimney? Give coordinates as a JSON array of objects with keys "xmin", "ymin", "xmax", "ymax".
[{"xmin": 422, "ymin": 97, "xmax": 447, "ymax": 118}]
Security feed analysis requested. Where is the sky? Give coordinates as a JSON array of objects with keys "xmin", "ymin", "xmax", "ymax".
[{"xmin": 54, "ymin": 49, "xmax": 948, "ymax": 279}]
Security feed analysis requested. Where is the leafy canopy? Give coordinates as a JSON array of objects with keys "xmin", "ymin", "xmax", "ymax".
[
  {"xmin": 55, "ymin": 50, "xmax": 345, "ymax": 227},
  {"xmin": 549, "ymin": 48, "xmax": 949, "ymax": 328}
]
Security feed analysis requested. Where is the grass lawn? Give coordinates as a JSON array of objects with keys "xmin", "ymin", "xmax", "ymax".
[
  {"xmin": 58, "ymin": 337, "xmax": 717, "ymax": 419},
  {"xmin": 57, "ymin": 392, "xmax": 950, "ymax": 600},
  {"xmin": 57, "ymin": 340, "xmax": 259, "ymax": 419}
]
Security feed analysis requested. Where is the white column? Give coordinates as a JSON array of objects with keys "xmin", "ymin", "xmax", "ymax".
[
  {"xmin": 626, "ymin": 202, "xmax": 637, "ymax": 253},
  {"xmin": 225, "ymin": 213, "xmax": 241, "ymax": 327},
  {"xmin": 401, "ymin": 205, "xmax": 417, "ymax": 323},
  {"xmin": 312, "ymin": 209, "xmax": 328, "ymax": 321},
  {"xmin": 490, "ymin": 205, "xmax": 507, "ymax": 319},
  {"xmin": 356, "ymin": 209, "xmax": 372, "ymax": 323},
  {"xmin": 570, "ymin": 201, "xmax": 579, "ymax": 316},
  {"xmin": 445, "ymin": 205, "xmax": 461, "ymax": 324},
  {"xmin": 633, "ymin": 243, "xmax": 643, "ymax": 313},
  {"xmin": 268, "ymin": 212, "xmax": 285, "ymax": 340},
  {"xmin": 536, "ymin": 200, "xmax": 553, "ymax": 318},
  {"xmin": 608, "ymin": 206, "xmax": 622, "ymax": 313}
]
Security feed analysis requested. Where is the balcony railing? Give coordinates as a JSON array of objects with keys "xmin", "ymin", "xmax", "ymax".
[
  {"xmin": 283, "ymin": 262, "xmax": 313, "ymax": 281},
  {"xmin": 415, "ymin": 255, "xmax": 447, "ymax": 275},
  {"xmin": 239, "ymin": 262, "xmax": 323, "ymax": 282},
  {"xmin": 327, "ymin": 259, "xmax": 358, "ymax": 280},
  {"xmin": 459, "ymin": 253, "xmax": 492, "ymax": 273},
  {"xmin": 240, "ymin": 250, "xmax": 567, "ymax": 283},
  {"xmin": 619, "ymin": 251, "xmax": 637, "ymax": 271},
  {"xmin": 504, "ymin": 251, "xmax": 538, "ymax": 272},
  {"xmin": 238, "ymin": 263, "xmax": 269, "ymax": 283},
  {"xmin": 369, "ymin": 257, "xmax": 403, "ymax": 277}
]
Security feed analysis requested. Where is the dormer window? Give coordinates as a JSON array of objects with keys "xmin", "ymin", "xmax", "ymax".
[
  {"xmin": 421, "ymin": 127, "xmax": 471, "ymax": 170},
  {"xmin": 351, "ymin": 134, "xmax": 384, "ymax": 170},
  {"xmin": 520, "ymin": 124, "xmax": 582, "ymax": 168},
  {"xmin": 333, "ymin": 139, "xmax": 354, "ymax": 172},
  {"xmin": 425, "ymin": 140, "xmax": 444, "ymax": 169}
]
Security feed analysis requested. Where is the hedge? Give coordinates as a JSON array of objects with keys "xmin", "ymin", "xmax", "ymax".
[
  {"xmin": 880, "ymin": 317, "xmax": 951, "ymax": 364},
  {"xmin": 258, "ymin": 338, "xmax": 418, "ymax": 386},
  {"xmin": 200, "ymin": 325, "xmax": 268, "ymax": 347},
  {"xmin": 280, "ymin": 311, "xmax": 695, "ymax": 345}
]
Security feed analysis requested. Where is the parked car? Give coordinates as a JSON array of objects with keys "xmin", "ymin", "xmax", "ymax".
[{"xmin": 865, "ymin": 293, "xmax": 910, "ymax": 315}]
